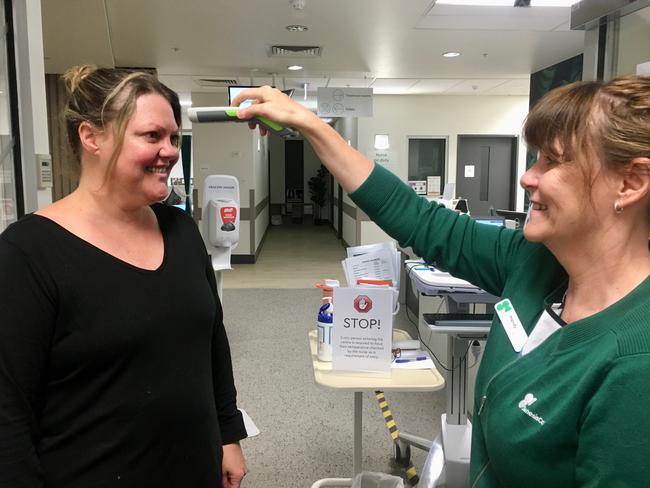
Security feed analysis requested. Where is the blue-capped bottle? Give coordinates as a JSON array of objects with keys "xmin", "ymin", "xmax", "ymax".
[{"xmin": 317, "ymin": 299, "xmax": 333, "ymax": 362}]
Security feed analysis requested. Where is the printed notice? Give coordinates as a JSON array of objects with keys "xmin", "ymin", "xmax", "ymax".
[
  {"xmin": 317, "ymin": 87, "xmax": 373, "ymax": 117},
  {"xmin": 332, "ymin": 287, "xmax": 393, "ymax": 373}
]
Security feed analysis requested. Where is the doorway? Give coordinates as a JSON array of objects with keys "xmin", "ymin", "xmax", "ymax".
[
  {"xmin": 455, "ymin": 136, "xmax": 517, "ymax": 215},
  {"xmin": 285, "ymin": 140, "xmax": 304, "ymax": 221}
]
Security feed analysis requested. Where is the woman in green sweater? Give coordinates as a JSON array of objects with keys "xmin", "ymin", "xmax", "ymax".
[{"xmin": 235, "ymin": 76, "xmax": 650, "ymax": 487}]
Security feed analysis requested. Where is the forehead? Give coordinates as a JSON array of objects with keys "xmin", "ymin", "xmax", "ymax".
[{"xmin": 129, "ymin": 93, "xmax": 178, "ymax": 129}]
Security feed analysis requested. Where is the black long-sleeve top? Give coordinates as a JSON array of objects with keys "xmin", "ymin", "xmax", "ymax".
[{"xmin": 0, "ymin": 204, "xmax": 246, "ymax": 487}]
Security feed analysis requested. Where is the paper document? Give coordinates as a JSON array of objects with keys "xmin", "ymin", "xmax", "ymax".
[
  {"xmin": 343, "ymin": 242, "xmax": 401, "ymax": 289},
  {"xmin": 342, "ymin": 249, "xmax": 397, "ymax": 287},
  {"xmin": 346, "ymin": 241, "xmax": 396, "ymax": 258}
]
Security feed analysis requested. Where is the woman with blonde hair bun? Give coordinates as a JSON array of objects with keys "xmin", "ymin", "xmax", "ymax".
[
  {"xmin": 234, "ymin": 75, "xmax": 650, "ymax": 487},
  {"xmin": 0, "ymin": 65, "xmax": 248, "ymax": 487}
]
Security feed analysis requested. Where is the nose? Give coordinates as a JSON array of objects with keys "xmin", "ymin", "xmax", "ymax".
[
  {"xmin": 161, "ymin": 138, "xmax": 180, "ymax": 164},
  {"xmin": 520, "ymin": 159, "xmax": 540, "ymax": 192}
]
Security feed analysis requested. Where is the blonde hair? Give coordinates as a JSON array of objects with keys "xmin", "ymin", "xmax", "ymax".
[
  {"xmin": 524, "ymin": 75, "xmax": 650, "ymax": 185},
  {"xmin": 62, "ymin": 65, "xmax": 181, "ymax": 178}
]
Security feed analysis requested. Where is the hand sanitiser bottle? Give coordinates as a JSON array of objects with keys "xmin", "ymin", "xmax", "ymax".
[{"xmin": 317, "ymin": 299, "xmax": 334, "ymax": 362}]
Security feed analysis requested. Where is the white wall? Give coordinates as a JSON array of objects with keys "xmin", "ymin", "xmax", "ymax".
[
  {"xmin": 356, "ymin": 93, "xmax": 529, "ymax": 248},
  {"xmin": 253, "ymin": 131, "xmax": 269, "ymax": 249},
  {"xmin": 615, "ymin": 9, "xmax": 650, "ymax": 76},
  {"xmin": 13, "ymin": 0, "xmax": 51, "ymax": 211},
  {"xmin": 334, "ymin": 117, "xmax": 359, "ymax": 245}
]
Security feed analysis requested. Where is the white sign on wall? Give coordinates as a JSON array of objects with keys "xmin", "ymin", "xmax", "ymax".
[
  {"xmin": 371, "ymin": 150, "xmax": 397, "ymax": 168},
  {"xmin": 464, "ymin": 165, "xmax": 475, "ymax": 178},
  {"xmin": 317, "ymin": 87, "xmax": 373, "ymax": 117},
  {"xmin": 332, "ymin": 287, "xmax": 393, "ymax": 374}
]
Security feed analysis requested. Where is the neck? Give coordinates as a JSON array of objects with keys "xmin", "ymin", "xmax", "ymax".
[
  {"xmin": 68, "ymin": 182, "xmax": 150, "ymax": 226},
  {"xmin": 550, "ymin": 227, "xmax": 650, "ymax": 322}
]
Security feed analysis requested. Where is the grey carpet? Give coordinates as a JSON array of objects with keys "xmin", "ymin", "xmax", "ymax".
[{"xmin": 222, "ymin": 288, "xmax": 446, "ymax": 488}]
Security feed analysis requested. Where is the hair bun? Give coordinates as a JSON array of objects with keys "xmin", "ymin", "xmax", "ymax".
[{"xmin": 62, "ymin": 64, "xmax": 97, "ymax": 94}]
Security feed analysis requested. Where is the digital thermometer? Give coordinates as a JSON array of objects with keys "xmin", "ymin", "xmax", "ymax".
[{"xmin": 187, "ymin": 106, "xmax": 293, "ymax": 137}]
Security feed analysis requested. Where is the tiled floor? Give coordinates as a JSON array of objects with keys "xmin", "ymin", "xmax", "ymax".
[{"xmin": 223, "ymin": 217, "xmax": 348, "ymax": 289}]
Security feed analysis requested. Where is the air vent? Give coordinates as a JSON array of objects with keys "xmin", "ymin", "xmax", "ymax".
[
  {"xmin": 194, "ymin": 78, "xmax": 239, "ymax": 87},
  {"xmin": 270, "ymin": 45, "xmax": 322, "ymax": 57}
]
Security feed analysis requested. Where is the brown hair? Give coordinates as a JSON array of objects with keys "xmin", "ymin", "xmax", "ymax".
[
  {"xmin": 62, "ymin": 65, "xmax": 181, "ymax": 176},
  {"xmin": 524, "ymin": 75, "xmax": 650, "ymax": 188}
]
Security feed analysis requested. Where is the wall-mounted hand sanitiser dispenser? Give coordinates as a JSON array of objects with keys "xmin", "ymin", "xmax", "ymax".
[
  {"xmin": 202, "ymin": 175, "xmax": 240, "ymax": 271},
  {"xmin": 206, "ymin": 200, "xmax": 240, "ymax": 248}
]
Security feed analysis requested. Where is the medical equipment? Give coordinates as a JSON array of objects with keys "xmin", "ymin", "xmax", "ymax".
[
  {"xmin": 187, "ymin": 106, "xmax": 293, "ymax": 136},
  {"xmin": 399, "ymin": 262, "xmax": 498, "ymax": 488}
]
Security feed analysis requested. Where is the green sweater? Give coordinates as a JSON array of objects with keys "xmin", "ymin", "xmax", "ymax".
[{"xmin": 350, "ymin": 164, "xmax": 650, "ymax": 487}]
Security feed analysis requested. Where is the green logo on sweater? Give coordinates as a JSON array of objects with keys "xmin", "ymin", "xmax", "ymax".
[
  {"xmin": 519, "ymin": 393, "xmax": 545, "ymax": 426},
  {"xmin": 496, "ymin": 300, "xmax": 512, "ymax": 313}
]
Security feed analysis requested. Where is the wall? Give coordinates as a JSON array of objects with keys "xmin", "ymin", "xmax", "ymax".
[
  {"xmin": 192, "ymin": 91, "xmax": 269, "ymax": 258},
  {"xmin": 13, "ymin": 0, "xmax": 51, "ymax": 211},
  {"xmin": 615, "ymin": 7, "xmax": 650, "ymax": 76},
  {"xmin": 356, "ymin": 93, "xmax": 529, "ymax": 249},
  {"xmin": 253, "ymin": 130, "xmax": 269, "ymax": 250},
  {"xmin": 334, "ymin": 116, "xmax": 359, "ymax": 246}
]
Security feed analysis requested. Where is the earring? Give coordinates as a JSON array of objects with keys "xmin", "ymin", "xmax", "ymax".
[{"xmin": 614, "ymin": 201, "xmax": 623, "ymax": 214}]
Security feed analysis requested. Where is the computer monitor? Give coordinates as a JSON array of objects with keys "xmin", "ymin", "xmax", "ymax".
[
  {"xmin": 473, "ymin": 216, "xmax": 505, "ymax": 227},
  {"xmin": 495, "ymin": 209, "xmax": 527, "ymax": 228},
  {"xmin": 228, "ymin": 85, "xmax": 295, "ymax": 107}
]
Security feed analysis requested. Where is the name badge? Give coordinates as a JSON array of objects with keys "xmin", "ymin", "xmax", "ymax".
[{"xmin": 495, "ymin": 298, "xmax": 528, "ymax": 352}]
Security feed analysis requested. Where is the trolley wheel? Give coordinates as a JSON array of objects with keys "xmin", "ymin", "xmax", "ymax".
[{"xmin": 393, "ymin": 439, "xmax": 412, "ymax": 467}]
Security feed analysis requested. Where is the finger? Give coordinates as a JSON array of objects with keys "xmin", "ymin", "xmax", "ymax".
[{"xmin": 231, "ymin": 87, "xmax": 268, "ymax": 107}]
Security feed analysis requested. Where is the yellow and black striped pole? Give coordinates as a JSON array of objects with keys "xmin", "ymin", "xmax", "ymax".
[{"xmin": 374, "ymin": 390, "xmax": 419, "ymax": 487}]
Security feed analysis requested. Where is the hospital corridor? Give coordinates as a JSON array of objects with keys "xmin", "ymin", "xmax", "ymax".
[{"xmin": 221, "ymin": 217, "xmax": 446, "ymax": 487}]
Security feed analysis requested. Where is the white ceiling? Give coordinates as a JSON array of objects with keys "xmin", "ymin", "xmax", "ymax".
[{"xmin": 41, "ymin": 0, "xmax": 586, "ymax": 98}]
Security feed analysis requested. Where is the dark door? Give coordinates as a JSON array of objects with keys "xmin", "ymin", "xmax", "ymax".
[
  {"xmin": 285, "ymin": 140, "xmax": 304, "ymax": 206},
  {"xmin": 456, "ymin": 136, "xmax": 517, "ymax": 216}
]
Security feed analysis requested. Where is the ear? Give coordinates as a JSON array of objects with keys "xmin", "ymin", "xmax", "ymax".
[
  {"xmin": 78, "ymin": 121, "xmax": 104, "ymax": 156},
  {"xmin": 617, "ymin": 157, "xmax": 650, "ymax": 208}
]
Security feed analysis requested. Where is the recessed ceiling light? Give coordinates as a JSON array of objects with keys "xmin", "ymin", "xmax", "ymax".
[
  {"xmin": 286, "ymin": 24, "xmax": 308, "ymax": 32},
  {"xmin": 287, "ymin": 65, "xmax": 303, "ymax": 71},
  {"xmin": 443, "ymin": 52, "xmax": 461, "ymax": 58}
]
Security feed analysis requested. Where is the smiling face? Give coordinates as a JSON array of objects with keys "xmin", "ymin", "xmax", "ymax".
[
  {"xmin": 101, "ymin": 93, "xmax": 180, "ymax": 207},
  {"xmin": 520, "ymin": 150, "xmax": 620, "ymax": 248}
]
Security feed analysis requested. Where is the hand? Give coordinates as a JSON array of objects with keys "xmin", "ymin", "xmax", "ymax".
[
  {"xmin": 231, "ymin": 86, "xmax": 321, "ymax": 136},
  {"xmin": 221, "ymin": 442, "xmax": 247, "ymax": 488}
]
